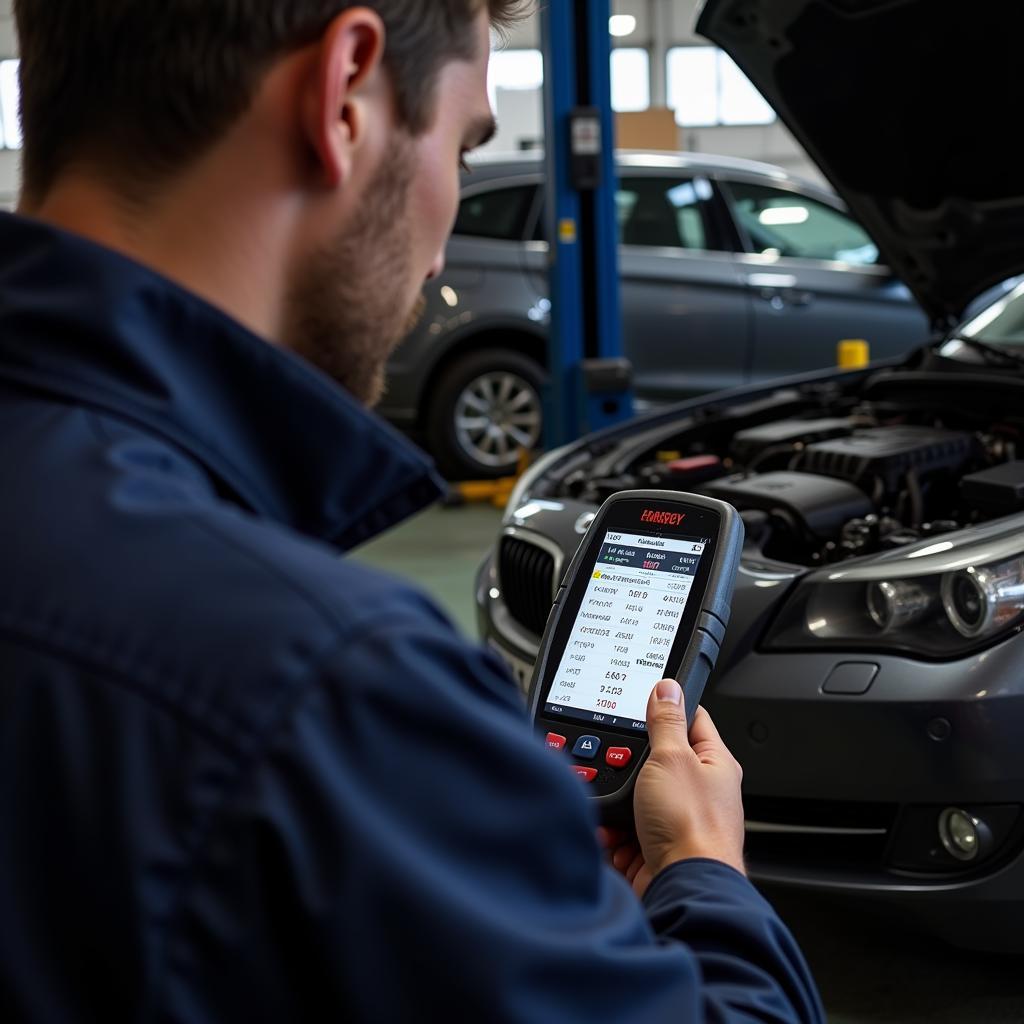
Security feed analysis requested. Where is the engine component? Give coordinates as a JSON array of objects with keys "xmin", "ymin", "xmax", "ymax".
[
  {"xmin": 639, "ymin": 454, "xmax": 726, "ymax": 490},
  {"xmin": 702, "ymin": 471, "xmax": 873, "ymax": 542},
  {"xmin": 961, "ymin": 461, "xmax": 1024, "ymax": 517},
  {"xmin": 798, "ymin": 426, "xmax": 977, "ymax": 493},
  {"xmin": 665, "ymin": 454, "xmax": 724, "ymax": 479},
  {"xmin": 578, "ymin": 475, "xmax": 640, "ymax": 504},
  {"xmin": 730, "ymin": 418, "xmax": 853, "ymax": 467}
]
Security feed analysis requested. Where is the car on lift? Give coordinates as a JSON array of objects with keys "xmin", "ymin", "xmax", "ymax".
[
  {"xmin": 475, "ymin": 0, "xmax": 1024, "ymax": 953},
  {"xmin": 380, "ymin": 150, "xmax": 930, "ymax": 479}
]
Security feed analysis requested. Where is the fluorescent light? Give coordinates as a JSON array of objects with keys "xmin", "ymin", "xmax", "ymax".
[
  {"xmin": 759, "ymin": 206, "xmax": 809, "ymax": 226},
  {"xmin": 609, "ymin": 15, "xmax": 637, "ymax": 38}
]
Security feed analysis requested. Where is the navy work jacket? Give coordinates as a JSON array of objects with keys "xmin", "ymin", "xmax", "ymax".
[{"xmin": 0, "ymin": 212, "xmax": 824, "ymax": 1023}]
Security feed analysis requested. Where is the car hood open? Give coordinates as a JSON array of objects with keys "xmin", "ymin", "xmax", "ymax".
[{"xmin": 696, "ymin": 0, "xmax": 1024, "ymax": 328}]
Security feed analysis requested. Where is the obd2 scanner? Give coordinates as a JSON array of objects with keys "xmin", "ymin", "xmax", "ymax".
[{"xmin": 527, "ymin": 491, "xmax": 744, "ymax": 825}]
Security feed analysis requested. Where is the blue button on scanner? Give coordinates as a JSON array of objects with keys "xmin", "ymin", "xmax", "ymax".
[{"xmin": 572, "ymin": 735, "xmax": 601, "ymax": 760}]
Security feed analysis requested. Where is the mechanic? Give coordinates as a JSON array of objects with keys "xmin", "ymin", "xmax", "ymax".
[{"xmin": 0, "ymin": 2, "xmax": 824, "ymax": 1021}]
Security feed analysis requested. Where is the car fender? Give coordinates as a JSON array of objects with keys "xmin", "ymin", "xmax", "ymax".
[{"xmin": 408, "ymin": 313, "xmax": 550, "ymax": 415}]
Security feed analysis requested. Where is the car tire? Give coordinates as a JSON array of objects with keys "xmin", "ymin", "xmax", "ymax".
[{"xmin": 425, "ymin": 349, "xmax": 546, "ymax": 480}]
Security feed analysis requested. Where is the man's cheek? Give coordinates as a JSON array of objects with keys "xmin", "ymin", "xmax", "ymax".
[{"xmin": 421, "ymin": 153, "xmax": 460, "ymax": 242}]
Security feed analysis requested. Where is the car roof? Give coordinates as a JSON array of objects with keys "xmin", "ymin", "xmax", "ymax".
[{"xmin": 463, "ymin": 148, "xmax": 834, "ymax": 197}]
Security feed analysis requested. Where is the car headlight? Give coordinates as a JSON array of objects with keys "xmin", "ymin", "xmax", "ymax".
[{"xmin": 763, "ymin": 519, "xmax": 1024, "ymax": 658}]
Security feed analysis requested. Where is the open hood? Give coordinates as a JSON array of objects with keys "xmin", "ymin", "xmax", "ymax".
[{"xmin": 697, "ymin": 0, "xmax": 1024, "ymax": 328}]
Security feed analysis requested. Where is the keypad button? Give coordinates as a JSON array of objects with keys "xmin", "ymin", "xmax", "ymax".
[
  {"xmin": 572, "ymin": 735, "xmax": 601, "ymax": 760},
  {"xmin": 545, "ymin": 733, "xmax": 567, "ymax": 751},
  {"xmin": 605, "ymin": 747, "xmax": 633, "ymax": 769},
  {"xmin": 571, "ymin": 766, "xmax": 598, "ymax": 783}
]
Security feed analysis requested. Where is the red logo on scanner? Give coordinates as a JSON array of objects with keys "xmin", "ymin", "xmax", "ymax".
[{"xmin": 640, "ymin": 509, "xmax": 686, "ymax": 526}]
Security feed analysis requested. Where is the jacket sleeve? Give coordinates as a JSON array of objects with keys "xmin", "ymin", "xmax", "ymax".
[{"xmin": 161, "ymin": 603, "xmax": 824, "ymax": 1024}]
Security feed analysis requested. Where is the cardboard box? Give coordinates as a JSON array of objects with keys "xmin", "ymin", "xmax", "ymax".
[{"xmin": 615, "ymin": 109, "xmax": 681, "ymax": 152}]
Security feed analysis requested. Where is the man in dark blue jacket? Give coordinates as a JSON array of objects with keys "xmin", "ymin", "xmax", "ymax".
[{"xmin": 0, "ymin": 1, "xmax": 824, "ymax": 1021}]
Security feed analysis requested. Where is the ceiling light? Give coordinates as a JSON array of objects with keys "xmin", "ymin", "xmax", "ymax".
[{"xmin": 609, "ymin": 15, "xmax": 637, "ymax": 38}]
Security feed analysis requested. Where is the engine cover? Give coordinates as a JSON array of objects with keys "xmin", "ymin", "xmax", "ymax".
[
  {"xmin": 798, "ymin": 426, "xmax": 976, "ymax": 491},
  {"xmin": 730, "ymin": 417, "xmax": 853, "ymax": 466},
  {"xmin": 702, "ymin": 471, "xmax": 873, "ymax": 540}
]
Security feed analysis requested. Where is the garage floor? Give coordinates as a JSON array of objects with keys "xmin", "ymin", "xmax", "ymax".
[{"xmin": 354, "ymin": 503, "xmax": 1024, "ymax": 1024}]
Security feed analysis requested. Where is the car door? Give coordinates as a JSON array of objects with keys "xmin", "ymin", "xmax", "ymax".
[
  {"xmin": 616, "ymin": 172, "xmax": 752, "ymax": 401},
  {"xmin": 720, "ymin": 177, "xmax": 930, "ymax": 384},
  {"xmin": 525, "ymin": 171, "xmax": 754, "ymax": 403}
]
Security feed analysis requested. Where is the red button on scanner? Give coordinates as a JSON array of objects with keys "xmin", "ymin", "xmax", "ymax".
[
  {"xmin": 546, "ymin": 733, "xmax": 567, "ymax": 751},
  {"xmin": 572, "ymin": 766, "xmax": 598, "ymax": 783},
  {"xmin": 605, "ymin": 747, "xmax": 633, "ymax": 769}
]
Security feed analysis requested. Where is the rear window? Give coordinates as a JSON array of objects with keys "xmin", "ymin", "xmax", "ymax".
[{"xmin": 453, "ymin": 185, "xmax": 537, "ymax": 241}]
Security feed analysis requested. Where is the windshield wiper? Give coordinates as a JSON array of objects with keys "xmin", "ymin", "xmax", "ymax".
[{"xmin": 947, "ymin": 335, "xmax": 1024, "ymax": 369}]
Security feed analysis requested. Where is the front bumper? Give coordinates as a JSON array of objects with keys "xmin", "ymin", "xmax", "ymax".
[{"xmin": 476, "ymin": 550, "xmax": 1024, "ymax": 952}]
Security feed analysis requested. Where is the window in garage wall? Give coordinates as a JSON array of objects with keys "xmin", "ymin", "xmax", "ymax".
[
  {"xmin": 610, "ymin": 48, "xmax": 650, "ymax": 112},
  {"xmin": 488, "ymin": 49, "xmax": 545, "ymax": 109},
  {"xmin": 666, "ymin": 47, "xmax": 774, "ymax": 127},
  {"xmin": 0, "ymin": 59, "xmax": 21, "ymax": 150},
  {"xmin": 489, "ymin": 47, "xmax": 651, "ymax": 115}
]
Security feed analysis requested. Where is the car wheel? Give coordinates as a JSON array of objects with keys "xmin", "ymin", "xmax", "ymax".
[{"xmin": 426, "ymin": 349, "xmax": 546, "ymax": 480}]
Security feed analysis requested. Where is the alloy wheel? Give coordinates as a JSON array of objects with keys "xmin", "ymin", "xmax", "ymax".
[{"xmin": 453, "ymin": 370, "xmax": 543, "ymax": 471}]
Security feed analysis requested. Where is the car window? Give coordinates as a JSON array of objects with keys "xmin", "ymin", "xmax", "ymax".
[
  {"xmin": 617, "ymin": 176, "xmax": 713, "ymax": 250},
  {"xmin": 727, "ymin": 181, "xmax": 879, "ymax": 265},
  {"xmin": 453, "ymin": 185, "xmax": 537, "ymax": 241},
  {"xmin": 532, "ymin": 175, "xmax": 718, "ymax": 250}
]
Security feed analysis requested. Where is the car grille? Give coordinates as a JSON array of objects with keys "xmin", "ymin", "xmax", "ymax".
[
  {"xmin": 744, "ymin": 797, "xmax": 898, "ymax": 873},
  {"xmin": 499, "ymin": 535, "xmax": 556, "ymax": 636}
]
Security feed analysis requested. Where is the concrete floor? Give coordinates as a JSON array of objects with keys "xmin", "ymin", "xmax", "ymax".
[{"xmin": 354, "ymin": 502, "xmax": 1024, "ymax": 1023}]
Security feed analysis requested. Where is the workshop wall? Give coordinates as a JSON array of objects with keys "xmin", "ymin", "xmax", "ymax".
[
  {"xmin": 0, "ymin": 0, "xmax": 824, "ymax": 207},
  {"xmin": 491, "ymin": 0, "xmax": 822, "ymax": 185}
]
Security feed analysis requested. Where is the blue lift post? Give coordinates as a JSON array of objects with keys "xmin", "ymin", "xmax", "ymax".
[{"xmin": 540, "ymin": 0, "xmax": 634, "ymax": 452}]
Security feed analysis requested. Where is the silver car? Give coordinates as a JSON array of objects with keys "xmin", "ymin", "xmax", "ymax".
[
  {"xmin": 381, "ymin": 151, "xmax": 928, "ymax": 478},
  {"xmin": 475, "ymin": 0, "xmax": 1024, "ymax": 953}
]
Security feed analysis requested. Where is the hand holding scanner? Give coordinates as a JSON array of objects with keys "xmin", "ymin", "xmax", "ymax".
[{"xmin": 527, "ymin": 491, "xmax": 744, "ymax": 824}]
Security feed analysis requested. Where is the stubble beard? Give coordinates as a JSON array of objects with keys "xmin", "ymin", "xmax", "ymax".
[{"xmin": 283, "ymin": 137, "xmax": 427, "ymax": 407}]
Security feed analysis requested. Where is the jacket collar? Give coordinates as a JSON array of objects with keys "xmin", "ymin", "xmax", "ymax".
[{"xmin": 0, "ymin": 212, "xmax": 445, "ymax": 549}]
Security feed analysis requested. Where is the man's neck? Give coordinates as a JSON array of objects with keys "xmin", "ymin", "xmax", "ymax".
[{"xmin": 20, "ymin": 171, "xmax": 293, "ymax": 344}]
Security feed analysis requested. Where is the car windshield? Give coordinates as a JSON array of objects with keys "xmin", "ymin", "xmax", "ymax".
[{"xmin": 960, "ymin": 280, "xmax": 1024, "ymax": 347}]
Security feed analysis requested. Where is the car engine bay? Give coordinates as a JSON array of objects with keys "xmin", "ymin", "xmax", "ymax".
[{"xmin": 551, "ymin": 365, "xmax": 1024, "ymax": 569}]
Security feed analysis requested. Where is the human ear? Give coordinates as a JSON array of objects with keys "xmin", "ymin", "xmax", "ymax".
[{"xmin": 301, "ymin": 8, "xmax": 386, "ymax": 189}]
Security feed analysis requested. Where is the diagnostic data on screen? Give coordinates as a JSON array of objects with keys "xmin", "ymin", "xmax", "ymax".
[{"xmin": 546, "ymin": 531, "xmax": 706, "ymax": 730}]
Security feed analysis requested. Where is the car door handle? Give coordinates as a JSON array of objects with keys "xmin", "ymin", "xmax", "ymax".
[
  {"xmin": 784, "ymin": 289, "xmax": 815, "ymax": 307},
  {"xmin": 756, "ymin": 287, "xmax": 815, "ymax": 310}
]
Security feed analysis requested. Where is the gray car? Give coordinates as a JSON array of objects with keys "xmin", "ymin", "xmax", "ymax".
[
  {"xmin": 474, "ymin": 0, "xmax": 1024, "ymax": 953},
  {"xmin": 380, "ymin": 151, "xmax": 929, "ymax": 479}
]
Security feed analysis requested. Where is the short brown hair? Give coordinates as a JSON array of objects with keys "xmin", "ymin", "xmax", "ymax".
[{"xmin": 14, "ymin": 0, "xmax": 528, "ymax": 201}]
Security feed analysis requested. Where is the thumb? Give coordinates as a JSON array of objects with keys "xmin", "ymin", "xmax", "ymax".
[{"xmin": 645, "ymin": 679, "xmax": 691, "ymax": 756}]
